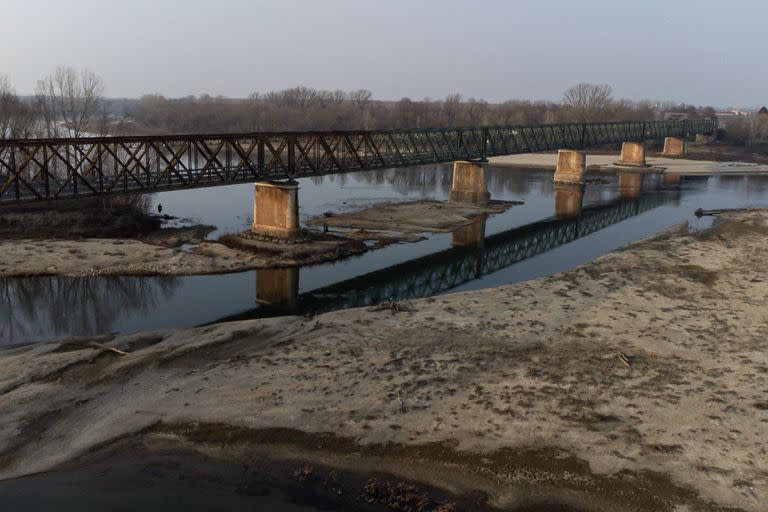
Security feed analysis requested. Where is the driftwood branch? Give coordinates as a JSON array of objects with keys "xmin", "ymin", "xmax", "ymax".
[
  {"xmin": 694, "ymin": 208, "xmax": 731, "ymax": 217},
  {"xmin": 617, "ymin": 351, "xmax": 631, "ymax": 367},
  {"xmin": 367, "ymin": 297, "xmax": 416, "ymax": 315},
  {"xmin": 89, "ymin": 341, "xmax": 129, "ymax": 356}
]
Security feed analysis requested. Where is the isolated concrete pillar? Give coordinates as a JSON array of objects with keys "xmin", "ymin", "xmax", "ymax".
[
  {"xmin": 661, "ymin": 173, "xmax": 682, "ymax": 186},
  {"xmin": 451, "ymin": 214, "xmax": 487, "ymax": 247},
  {"xmin": 553, "ymin": 150, "xmax": 586, "ymax": 184},
  {"xmin": 554, "ymin": 183, "xmax": 584, "ymax": 218},
  {"xmin": 450, "ymin": 161, "xmax": 490, "ymax": 203},
  {"xmin": 663, "ymin": 137, "xmax": 687, "ymax": 156},
  {"xmin": 616, "ymin": 142, "xmax": 647, "ymax": 167},
  {"xmin": 256, "ymin": 267, "xmax": 299, "ymax": 311},
  {"xmin": 252, "ymin": 181, "xmax": 299, "ymax": 238},
  {"xmin": 618, "ymin": 172, "xmax": 644, "ymax": 199}
]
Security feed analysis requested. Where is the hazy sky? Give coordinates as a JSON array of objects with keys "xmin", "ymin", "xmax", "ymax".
[{"xmin": 2, "ymin": 0, "xmax": 765, "ymax": 107}]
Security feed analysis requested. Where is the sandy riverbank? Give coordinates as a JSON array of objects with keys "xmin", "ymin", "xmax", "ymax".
[
  {"xmin": 490, "ymin": 153, "xmax": 768, "ymax": 175},
  {"xmin": 0, "ymin": 209, "xmax": 765, "ymax": 511},
  {"xmin": 0, "ymin": 200, "xmax": 515, "ymax": 277}
]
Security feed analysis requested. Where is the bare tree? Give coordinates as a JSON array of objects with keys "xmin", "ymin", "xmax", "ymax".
[
  {"xmin": 349, "ymin": 89, "xmax": 373, "ymax": 110},
  {"xmin": 35, "ymin": 66, "xmax": 106, "ymax": 137},
  {"xmin": 442, "ymin": 93, "xmax": 463, "ymax": 126},
  {"xmin": 0, "ymin": 75, "xmax": 36, "ymax": 139},
  {"xmin": 563, "ymin": 83, "xmax": 613, "ymax": 122},
  {"xmin": 349, "ymin": 89, "xmax": 373, "ymax": 128},
  {"xmin": 329, "ymin": 90, "xmax": 346, "ymax": 104}
]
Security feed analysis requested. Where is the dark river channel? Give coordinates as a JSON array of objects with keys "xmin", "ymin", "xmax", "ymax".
[{"xmin": 3, "ymin": 164, "xmax": 768, "ymax": 346}]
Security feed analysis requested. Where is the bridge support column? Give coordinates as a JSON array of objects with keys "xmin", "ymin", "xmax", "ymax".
[
  {"xmin": 618, "ymin": 172, "xmax": 644, "ymax": 199},
  {"xmin": 553, "ymin": 150, "xmax": 586, "ymax": 184},
  {"xmin": 451, "ymin": 214, "xmax": 487, "ymax": 247},
  {"xmin": 661, "ymin": 173, "xmax": 682, "ymax": 187},
  {"xmin": 554, "ymin": 183, "xmax": 584, "ymax": 218},
  {"xmin": 252, "ymin": 181, "xmax": 300, "ymax": 239},
  {"xmin": 256, "ymin": 267, "xmax": 299, "ymax": 312},
  {"xmin": 663, "ymin": 137, "xmax": 687, "ymax": 156},
  {"xmin": 450, "ymin": 161, "xmax": 490, "ymax": 203},
  {"xmin": 616, "ymin": 142, "xmax": 647, "ymax": 167}
]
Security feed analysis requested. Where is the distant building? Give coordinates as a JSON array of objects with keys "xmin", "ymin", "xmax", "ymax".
[
  {"xmin": 714, "ymin": 109, "xmax": 751, "ymax": 128},
  {"xmin": 663, "ymin": 112, "xmax": 689, "ymax": 121}
]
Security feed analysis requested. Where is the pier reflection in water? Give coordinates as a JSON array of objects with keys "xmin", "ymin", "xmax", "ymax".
[
  {"xmin": 554, "ymin": 183, "xmax": 585, "ymax": 218},
  {"xmin": 4, "ymin": 167, "xmax": 768, "ymax": 345}
]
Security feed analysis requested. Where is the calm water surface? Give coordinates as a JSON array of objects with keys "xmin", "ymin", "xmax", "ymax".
[{"xmin": 3, "ymin": 165, "xmax": 768, "ymax": 345}]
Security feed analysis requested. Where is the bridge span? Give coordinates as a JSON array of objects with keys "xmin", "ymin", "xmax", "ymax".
[{"xmin": 0, "ymin": 119, "xmax": 714, "ymax": 206}]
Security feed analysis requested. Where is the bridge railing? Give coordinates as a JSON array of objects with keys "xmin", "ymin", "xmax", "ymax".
[{"xmin": 0, "ymin": 119, "xmax": 716, "ymax": 203}]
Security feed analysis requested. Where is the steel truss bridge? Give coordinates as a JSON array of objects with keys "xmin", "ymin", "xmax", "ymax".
[
  {"xmin": 221, "ymin": 190, "xmax": 675, "ymax": 321},
  {"xmin": 0, "ymin": 119, "xmax": 715, "ymax": 203}
]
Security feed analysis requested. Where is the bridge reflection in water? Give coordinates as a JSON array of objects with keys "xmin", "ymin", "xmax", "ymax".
[{"xmin": 245, "ymin": 177, "xmax": 677, "ymax": 319}]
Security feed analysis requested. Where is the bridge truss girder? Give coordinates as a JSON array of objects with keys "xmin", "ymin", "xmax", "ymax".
[{"xmin": 0, "ymin": 119, "xmax": 715, "ymax": 203}]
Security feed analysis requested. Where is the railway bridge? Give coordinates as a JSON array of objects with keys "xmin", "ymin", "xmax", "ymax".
[{"xmin": 0, "ymin": 119, "xmax": 715, "ymax": 237}]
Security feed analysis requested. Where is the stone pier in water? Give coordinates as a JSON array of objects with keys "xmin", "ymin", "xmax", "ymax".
[
  {"xmin": 252, "ymin": 181, "xmax": 300, "ymax": 239},
  {"xmin": 450, "ymin": 161, "xmax": 490, "ymax": 203},
  {"xmin": 663, "ymin": 137, "xmax": 687, "ymax": 156},
  {"xmin": 616, "ymin": 142, "xmax": 647, "ymax": 167},
  {"xmin": 553, "ymin": 150, "xmax": 586, "ymax": 184}
]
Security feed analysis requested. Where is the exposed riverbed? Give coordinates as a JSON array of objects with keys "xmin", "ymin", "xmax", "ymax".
[{"xmin": 1, "ymin": 209, "xmax": 766, "ymax": 511}]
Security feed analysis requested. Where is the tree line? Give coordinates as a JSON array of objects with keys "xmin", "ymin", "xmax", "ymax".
[
  {"xmin": 1, "ymin": 67, "xmax": 719, "ymax": 140},
  {"xmin": 129, "ymin": 85, "xmax": 715, "ymax": 134}
]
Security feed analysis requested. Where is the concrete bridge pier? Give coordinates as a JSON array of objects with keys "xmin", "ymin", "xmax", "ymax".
[
  {"xmin": 450, "ymin": 161, "xmax": 490, "ymax": 203},
  {"xmin": 256, "ymin": 267, "xmax": 299, "ymax": 312},
  {"xmin": 252, "ymin": 181, "xmax": 300, "ymax": 239},
  {"xmin": 615, "ymin": 142, "xmax": 647, "ymax": 167},
  {"xmin": 553, "ymin": 150, "xmax": 586, "ymax": 184},
  {"xmin": 451, "ymin": 214, "xmax": 488, "ymax": 247},
  {"xmin": 554, "ymin": 183, "xmax": 585, "ymax": 218},
  {"xmin": 661, "ymin": 173, "xmax": 682, "ymax": 187},
  {"xmin": 618, "ymin": 172, "xmax": 645, "ymax": 199},
  {"xmin": 663, "ymin": 137, "xmax": 687, "ymax": 156}
]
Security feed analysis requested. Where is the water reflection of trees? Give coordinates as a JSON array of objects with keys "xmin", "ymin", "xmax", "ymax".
[
  {"xmin": 309, "ymin": 165, "xmax": 453, "ymax": 197},
  {"xmin": 309, "ymin": 164, "xmax": 564, "ymax": 199},
  {"xmin": 0, "ymin": 275, "xmax": 181, "ymax": 345}
]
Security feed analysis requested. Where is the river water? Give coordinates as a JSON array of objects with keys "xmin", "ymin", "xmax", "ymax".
[{"xmin": 3, "ymin": 165, "xmax": 768, "ymax": 346}]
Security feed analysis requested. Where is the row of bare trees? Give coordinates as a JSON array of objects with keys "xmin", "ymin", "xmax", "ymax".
[
  {"xmin": 126, "ymin": 83, "xmax": 715, "ymax": 135},
  {"xmin": 0, "ymin": 67, "xmax": 106, "ymax": 139},
  {"xmin": 1, "ymin": 71, "xmax": 718, "ymax": 140}
]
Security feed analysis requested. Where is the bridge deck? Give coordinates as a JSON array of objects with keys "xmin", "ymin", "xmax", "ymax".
[{"xmin": 0, "ymin": 119, "xmax": 715, "ymax": 203}]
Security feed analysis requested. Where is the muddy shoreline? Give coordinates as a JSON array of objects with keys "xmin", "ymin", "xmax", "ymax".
[{"xmin": 1, "ymin": 209, "xmax": 766, "ymax": 510}]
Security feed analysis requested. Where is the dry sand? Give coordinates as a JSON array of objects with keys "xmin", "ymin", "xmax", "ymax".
[
  {"xmin": 0, "ymin": 237, "xmax": 352, "ymax": 277},
  {"xmin": 307, "ymin": 200, "xmax": 516, "ymax": 234},
  {"xmin": 490, "ymin": 153, "xmax": 768, "ymax": 175},
  {"xmin": 0, "ymin": 200, "xmax": 514, "ymax": 277},
  {"xmin": 0, "ymin": 210, "xmax": 766, "ymax": 511}
]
